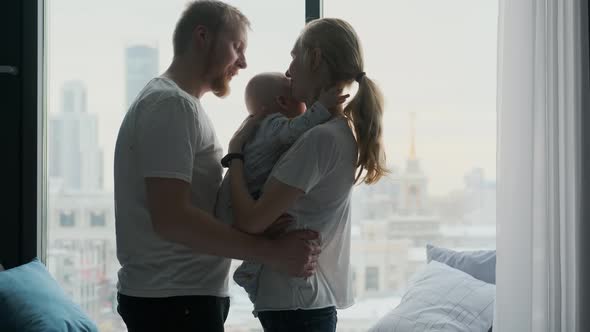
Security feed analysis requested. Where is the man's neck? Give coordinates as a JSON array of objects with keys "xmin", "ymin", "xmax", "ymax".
[{"xmin": 163, "ymin": 57, "xmax": 209, "ymax": 98}]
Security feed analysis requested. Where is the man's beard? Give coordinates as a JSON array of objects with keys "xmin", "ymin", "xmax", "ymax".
[
  {"xmin": 210, "ymin": 72, "xmax": 231, "ymax": 98},
  {"xmin": 204, "ymin": 45, "xmax": 232, "ymax": 98}
]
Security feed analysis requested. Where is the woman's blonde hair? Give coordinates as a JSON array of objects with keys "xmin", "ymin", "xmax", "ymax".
[{"xmin": 297, "ymin": 18, "xmax": 387, "ymax": 184}]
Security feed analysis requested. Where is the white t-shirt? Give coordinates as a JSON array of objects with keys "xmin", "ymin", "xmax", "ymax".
[
  {"xmin": 254, "ymin": 117, "xmax": 358, "ymax": 312},
  {"xmin": 114, "ymin": 77, "xmax": 228, "ymax": 298}
]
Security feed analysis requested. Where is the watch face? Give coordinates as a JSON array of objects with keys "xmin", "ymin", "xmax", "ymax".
[{"xmin": 221, "ymin": 154, "xmax": 230, "ymax": 168}]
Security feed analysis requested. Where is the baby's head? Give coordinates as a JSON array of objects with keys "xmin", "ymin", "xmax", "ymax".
[{"xmin": 245, "ymin": 72, "xmax": 306, "ymax": 118}]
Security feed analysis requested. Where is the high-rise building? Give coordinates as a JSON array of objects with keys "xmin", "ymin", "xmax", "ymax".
[
  {"xmin": 48, "ymin": 81, "xmax": 103, "ymax": 191},
  {"xmin": 400, "ymin": 112, "xmax": 429, "ymax": 215},
  {"xmin": 351, "ymin": 113, "xmax": 431, "ymax": 222},
  {"xmin": 463, "ymin": 168, "xmax": 496, "ymax": 225},
  {"xmin": 125, "ymin": 45, "xmax": 159, "ymax": 109},
  {"xmin": 47, "ymin": 80, "xmax": 123, "ymax": 330}
]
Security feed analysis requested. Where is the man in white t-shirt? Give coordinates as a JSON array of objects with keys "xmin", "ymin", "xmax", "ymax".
[{"xmin": 113, "ymin": 2, "xmax": 320, "ymax": 331}]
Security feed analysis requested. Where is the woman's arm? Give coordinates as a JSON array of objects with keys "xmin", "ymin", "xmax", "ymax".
[{"xmin": 229, "ymin": 158, "xmax": 304, "ymax": 234}]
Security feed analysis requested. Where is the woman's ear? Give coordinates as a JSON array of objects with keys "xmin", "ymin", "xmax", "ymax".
[{"xmin": 310, "ymin": 48, "xmax": 323, "ymax": 71}]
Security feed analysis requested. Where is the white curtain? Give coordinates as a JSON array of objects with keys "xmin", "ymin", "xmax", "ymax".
[{"xmin": 495, "ymin": 0, "xmax": 584, "ymax": 331}]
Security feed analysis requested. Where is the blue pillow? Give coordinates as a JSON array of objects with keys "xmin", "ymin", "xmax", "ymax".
[
  {"xmin": 0, "ymin": 258, "xmax": 98, "ymax": 332},
  {"xmin": 426, "ymin": 244, "xmax": 496, "ymax": 284}
]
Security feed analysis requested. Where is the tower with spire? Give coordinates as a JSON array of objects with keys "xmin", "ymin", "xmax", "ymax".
[{"xmin": 400, "ymin": 112, "xmax": 428, "ymax": 215}]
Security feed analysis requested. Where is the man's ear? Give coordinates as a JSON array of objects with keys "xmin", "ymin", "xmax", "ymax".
[
  {"xmin": 192, "ymin": 25, "xmax": 210, "ymax": 49},
  {"xmin": 276, "ymin": 95, "xmax": 288, "ymax": 110}
]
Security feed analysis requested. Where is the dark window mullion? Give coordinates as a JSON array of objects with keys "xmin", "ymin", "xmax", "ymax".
[
  {"xmin": 306, "ymin": 0, "xmax": 323, "ymax": 23},
  {"xmin": 0, "ymin": 1, "xmax": 23, "ymax": 269},
  {"xmin": 20, "ymin": 0, "xmax": 42, "ymax": 265}
]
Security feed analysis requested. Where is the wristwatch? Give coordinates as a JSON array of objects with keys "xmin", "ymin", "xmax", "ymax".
[{"xmin": 221, "ymin": 153, "xmax": 244, "ymax": 168}]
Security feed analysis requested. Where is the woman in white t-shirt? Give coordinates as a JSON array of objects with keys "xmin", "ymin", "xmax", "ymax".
[{"xmin": 225, "ymin": 18, "xmax": 387, "ymax": 332}]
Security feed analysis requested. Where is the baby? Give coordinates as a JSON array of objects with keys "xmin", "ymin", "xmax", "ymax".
[{"xmin": 215, "ymin": 72, "xmax": 344, "ymax": 303}]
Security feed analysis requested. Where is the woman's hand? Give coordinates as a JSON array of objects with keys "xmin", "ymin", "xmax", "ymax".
[
  {"xmin": 318, "ymin": 86, "xmax": 350, "ymax": 112},
  {"xmin": 262, "ymin": 214, "xmax": 294, "ymax": 239},
  {"xmin": 228, "ymin": 114, "xmax": 264, "ymax": 153}
]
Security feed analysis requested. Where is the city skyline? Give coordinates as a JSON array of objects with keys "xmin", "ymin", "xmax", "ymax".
[
  {"xmin": 50, "ymin": 73, "xmax": 495, "ymax": 195},
  {"xmin": 47, "ymin": 0, "xmax": 497, "ymax": 195},
  {"xmin": 49, "ymin": 74, "xmax": 497, "ymax": 194},
  {"xmin": 50, "ymin": 73, "xmax": 495, "ymax": 197}
]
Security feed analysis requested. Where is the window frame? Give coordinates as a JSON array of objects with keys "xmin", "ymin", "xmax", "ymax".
[
  {"xmin": 5, "ymin": 0, "xmax": 322, "ymax": 268},
  {"xmin": 0, "ymin": 0, "xmax": 44, "ymax": 269}
]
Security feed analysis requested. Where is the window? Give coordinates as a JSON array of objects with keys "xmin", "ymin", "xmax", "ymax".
[
  {"xmin": 324, "ymin": 0, "xmax": 498, "ymax": 327},
  {"xmin": 365, "ymin": 267, "xmax": 380, "ymax": 291},
  {"xmin": 59, "ymin": 212, "xmax": 75, "ymax": 227},
  {"xmin": 90, "ymin": 212, "xmax": 106, "ymax": 227}
]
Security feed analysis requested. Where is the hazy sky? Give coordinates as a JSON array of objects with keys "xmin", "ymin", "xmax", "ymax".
[{"xmin": 47, "ymin": 0, "xmax": 498, "ymax": 195}]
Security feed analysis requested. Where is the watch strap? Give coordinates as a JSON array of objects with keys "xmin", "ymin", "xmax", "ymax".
[{"xmin": 221, "ymin": 153, "xmax": 244, "ymax": 168}]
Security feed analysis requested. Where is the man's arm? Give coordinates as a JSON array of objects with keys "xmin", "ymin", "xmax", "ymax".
[{"xmin": 145, "ymin": 177, "xmax": 318, "ymax": 277}]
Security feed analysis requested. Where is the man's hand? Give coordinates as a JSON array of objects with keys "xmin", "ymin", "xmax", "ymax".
[
  {"xmin": 267, "ymin": 230, "xmax": 321, "ymax": 277},
  {"xmin": 228, "ymin": 114, "xmax": 264, "ymax": 153},
  {"xmin": 318, "ymin": 86, "xmax": 350, "ymax": 111}
]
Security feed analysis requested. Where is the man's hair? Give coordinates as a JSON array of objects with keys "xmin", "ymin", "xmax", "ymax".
[{"xmin": 172, "ymin": 0, "xmax": 250, "ymax": 56}]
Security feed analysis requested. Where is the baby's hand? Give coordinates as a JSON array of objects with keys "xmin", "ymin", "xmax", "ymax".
[{"xmin": 318, "ymin": 86, "xmax": 350, "ymax": 110}]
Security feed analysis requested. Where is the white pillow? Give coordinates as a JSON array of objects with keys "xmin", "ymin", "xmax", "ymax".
[{"xmin": 369, "ymin": 261, "xmax": 495, "ymax": 332}]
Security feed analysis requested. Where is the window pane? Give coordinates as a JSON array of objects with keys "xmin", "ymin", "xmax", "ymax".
[
  {"xmin": 90, "ymin": 212, "xmax": 106, "ymax": 227},
  {"xmin": 324, "ymin": 0, "xmax": 498, "ymax": 328},
  {"xmin": 46, "ymin": 1, "xmax": 304, "ymax": 331},
  {"xmin": 365, "ymin": 267, "xmax": 380, "ymax": 292}
]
